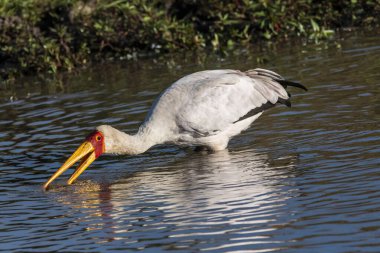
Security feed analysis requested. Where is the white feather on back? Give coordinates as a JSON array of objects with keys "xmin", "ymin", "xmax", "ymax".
[{"xmin": 144, "ymin": 69, "xmax": 288, "ymax": 139}]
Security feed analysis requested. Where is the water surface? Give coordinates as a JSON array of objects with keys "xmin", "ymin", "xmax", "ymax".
[{"xmin": 1, "ymin": 30, "xmax": 380, "ymax": 252}]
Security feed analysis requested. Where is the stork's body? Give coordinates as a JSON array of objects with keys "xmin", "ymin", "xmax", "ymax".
[{"xmin": 43, "ymin": 68, "xmax": 307, "ymax": 189}]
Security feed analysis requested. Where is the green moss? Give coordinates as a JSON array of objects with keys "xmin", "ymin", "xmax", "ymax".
[{"xmin": 1, "ymin": 0, "xmax": 379, "ymax": 82}]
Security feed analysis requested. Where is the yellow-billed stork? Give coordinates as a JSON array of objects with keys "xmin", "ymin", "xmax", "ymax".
[{"xmin": 43, "ymin": 68, "xmax": 307, "ymax": 189}]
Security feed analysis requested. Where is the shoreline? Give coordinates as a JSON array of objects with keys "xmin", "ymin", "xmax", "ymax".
[{"xmin": 1, "ymin": 0, "xmax": 379, "ymax": 82}]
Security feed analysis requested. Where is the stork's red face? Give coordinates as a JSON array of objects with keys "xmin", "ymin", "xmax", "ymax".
[{"xmin": 43, "ymin": 131, "xmax": 105, "ymax": 190}]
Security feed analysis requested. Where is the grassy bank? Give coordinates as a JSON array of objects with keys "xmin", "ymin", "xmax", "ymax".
[{"xmin": 1, "ymin": 0, "xmax": 379, "ymax": 82}]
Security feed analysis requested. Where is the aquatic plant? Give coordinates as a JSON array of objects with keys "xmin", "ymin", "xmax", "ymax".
[{"xmin": 0, "ymin": 0, "xmax": 379, "ymax": 82}]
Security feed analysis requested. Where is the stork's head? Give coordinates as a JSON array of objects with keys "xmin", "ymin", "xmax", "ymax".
[{"xmin": 43, "ymin": 130, "xmax": 106, "ymax": 190}]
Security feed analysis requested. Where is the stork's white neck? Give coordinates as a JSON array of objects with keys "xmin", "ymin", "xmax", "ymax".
[{"xmin": 96, "ymin": 125, "xmax": 158, "ymax": 155}]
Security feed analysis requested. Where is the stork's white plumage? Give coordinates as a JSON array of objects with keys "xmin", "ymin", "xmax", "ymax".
[{"xmin": 43, "ymin": 68, "xmax": 307, "ymax": 189}]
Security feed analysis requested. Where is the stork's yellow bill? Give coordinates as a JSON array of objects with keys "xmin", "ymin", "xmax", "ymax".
[{"xmin": 43, "ymin": 131, "xmax": 104, "ymax": 190}]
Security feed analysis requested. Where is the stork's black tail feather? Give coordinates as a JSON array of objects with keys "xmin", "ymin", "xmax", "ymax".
[
  {"xmin": 276, "ymin": 79, "xmax": 308, "ymax": 91},
  {"xmin": 276, "ymin": 79, "xmax": 307, "ymax": 108},
  {"xmin": 233, "ymin": 69, "xmax": 307, "ymax": 124},
  {"xmin": 278, "ymin": 98, "xmax": 292, "ymax": 107},
  {"xmin": 246, "ymin": 68, "xmax": 308, "ymax": 92}
]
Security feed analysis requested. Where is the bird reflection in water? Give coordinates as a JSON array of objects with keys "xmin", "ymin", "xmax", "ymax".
[{"xmin": 50, "ymin": 148, "xmax": 299, "ymax": 245}]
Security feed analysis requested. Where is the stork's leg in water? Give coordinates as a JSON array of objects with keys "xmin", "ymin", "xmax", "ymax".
[{"xmin": 194, "ymin": 146, "xmax": 209, "ymax": 152}]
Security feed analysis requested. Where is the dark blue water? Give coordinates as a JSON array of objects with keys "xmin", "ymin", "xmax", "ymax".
[{"xmin": 1, "ymin": 31, "xmax": 380, "ymax": 252}]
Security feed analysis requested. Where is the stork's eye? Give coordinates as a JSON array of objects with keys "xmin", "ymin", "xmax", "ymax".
[{"xmin": 96, "ymin": 135, "xmax": 102, "ymax": 141}]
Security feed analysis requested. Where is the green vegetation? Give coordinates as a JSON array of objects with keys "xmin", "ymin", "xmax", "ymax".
[{"xmin": 1, "ymin": 0, "xmax": 379, "ymax": 82}]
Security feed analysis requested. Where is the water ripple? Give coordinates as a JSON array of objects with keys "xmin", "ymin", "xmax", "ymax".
[{"xmin": 1, "ymin": 31, "xmax": 380, "ymax": 252}]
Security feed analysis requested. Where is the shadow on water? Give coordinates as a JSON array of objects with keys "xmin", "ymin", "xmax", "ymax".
[{"xmin": 1, "ymin": 29, "xmax": 380, "ymax": 252}]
